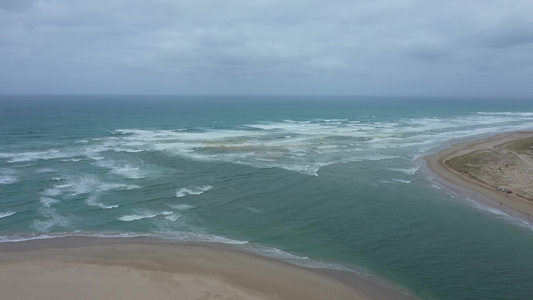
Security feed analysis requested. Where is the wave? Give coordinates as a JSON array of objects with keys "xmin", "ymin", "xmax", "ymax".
[
  {"xmin": 32, "ymin": 207, "xmax": 72, "ymax": 232},
  {"xmin": 165, "ymin": 214, "xmax": 180, "ymax": 222},
  {"xmin": 40, "ymin": 197, "xmax": 60, "ymax": 207},
  {"xmin": 86, "ymin": 195, "xmax": 119, "ymax": 209},
  {"xmin": 4, "ymin": 112, "xmax": 533, "ymax": 181},
  {"xmin": 176, "ymin": 186, "xmax": 212, "ymax": 197},
  {"xmin": 36, "ymin": 168, "xmax": 56, "ymax": 174},
  {"xmin": 94, "ymin": 159, "xmax": 145, "ymax": 179},
  {"xmin": 0, "ymin": 231, "xmax": 250, "ymax": 245},
  {"xmin": 392, "ymin": 179, "xmax": 411, "ymax": 184},
  {"xmin": 39, "ymin": 175, "xmax": 137, "ymax": 210},
  {"xmin": 477, "ymin": 112, "xmax": 533, "ymax": 117},
  {"xmin": 0, "ymin": 169, "xmax": 17, "ymax": 184},
  {"xmin": 0, "ymin": 211, "xmax": 16, "ymax": 219},
  {"xmin": 61, "ymin": 158, "xmax": 82, "ymax": 162},
  {"xmin": 388, "ymin": 167, "xmax": 419, "ymax": 176},
  {"xmin": 118, "ymin": 211, "xmax": 173, "ymax": 222},
  {"xmin": 89, "ymin": 114, "xmax": 533, "ymax": 176},
  {"xmin": 167, "ymin": 204, "xmax": 195, "ymax": 210},
  {"xmin": 0, "ymin": 230, "xmax": 360, "ymax": 275},
  {"xmin": 64, "ymin": 176, "xmax": 140, "ymax": 195},
  {"xmin": 466, "ymin": 198, "xmax": 533, "ymax": 231}
]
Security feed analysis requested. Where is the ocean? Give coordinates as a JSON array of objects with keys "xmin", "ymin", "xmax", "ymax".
[{"xmin": 1, "ymin": 95, "xmax": 533, "ymax": 299}]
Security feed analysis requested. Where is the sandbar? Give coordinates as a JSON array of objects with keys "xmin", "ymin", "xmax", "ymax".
[
  {"xmin": 0, "ymin": 236, "xmax": 416, "ymax": 300},
  {"xmin": 425, "ymin": 131, "xmax": 533, "ymax": 222}
]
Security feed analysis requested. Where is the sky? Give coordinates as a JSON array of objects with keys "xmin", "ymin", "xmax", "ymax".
[{"xmin": 1, "ymin": 0, "xmax": 533, "ymax": 97}]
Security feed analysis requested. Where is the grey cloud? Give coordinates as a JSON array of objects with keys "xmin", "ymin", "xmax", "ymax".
[
  {"xmin": 0, "ymin": 0, "xmax": 34, "ymax": 12},
  {"xmin": 478, "ymin": 18, "xmax": 533, "ymax": 49},
  {"xmin": 1, "ymin": 0, "xmax": 533, "ymax": 96}
]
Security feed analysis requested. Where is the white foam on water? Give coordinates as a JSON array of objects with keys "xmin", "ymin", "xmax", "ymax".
[
  {"xmin": 465, "ymin": 198, "xmax": 533, "ymax": 230},
  {"xmin": 63, "ymin": 175, "xmax": 140, "ymax": 196},
  {"xmin": 118, "ymin": 210, "xmax": 173, "ymax": 222},
  {"xmin": 430, "ymin": 184, "xmax": 442, "ymax": 190},
  {"xmin": 40, "ymin": 197, "xmax": 60, "ymax": 207},
  {"xmin": 32, "ymin": 207, "xmax": 72, "ymax": 232},
  {"xmin": 93, "ymin": 159, "xmax": 160, "ymax": 180},
  {"xmin": 41, "ymin": 187, "xmax": 62, "ymax": 197},
  {"xmin": 40, "ymin": 175, "xmax": 139, "ymax": 210},
  {"xmin": 153, "ymin": 232, "xmax": 250, "ymax": 245},
  {"xmin": 86, "ymin": 195, "xmax": 119, "ymax": 209},
  {"xmin": 167, "ymin": 204, "xmax": 195, "ymax": 210},
  {"xmin": 388, "ymin": 167, "xmax": 419, "ymax": 176},
  {"xmin": 392, "ymin": 179, "xmax": 411, "ymax": 184},
  {"xmin": 61, "ymin": 158, "xmax": 82, "ymax": 162},
  {"xmin": 3, "ymin": 148, "xmax": 88, "ymax": 163},
  {"xmin": 245, "ymin": 207, "xmax": 263, "ymax": 214},
  {"xmin": 0, "ymin": 211, "xmax": 16, "ymax": 219},
  {"xmin": 69, "ymin": 112, "xmax": 533, "ymax": 177},
  {"xmin": 118, "ymin": 149, "xmax": 145, "ymax": 153},
  {"xmin": 36, "ymin": 168, "xmax": 55, "ymax": 174},
  {"xmin": 378, "ymin": 180, "xmax": 394, "ymax": 184},
  {"xmin": 54, "ymin": 183, "xmax": 73, "ymax": 188},
  {"xmin": 477, "ymin": 112, "xmax": 533, "ymax": 117},
  {"xmin": 111, "ymin": 166, "xmax": 144, "ymax": 179},
  {"xmin": 0, "ymin": 175, "xmax": 17, "ymax": 184},
  {"xmin": 244, "ymin": 243, "xmax": 309, "ymax": 260},
  {"xmin": 108, "ymin": 164, "xmax": 142, "ymax": 179},
  {"xmin": 176, "ymin": 186, "xmax": 212, "ymax": 197},
  {"xmin": 165, "ymin": 214, "xmax": 180, "ymax": 222},
  {"xmin": 0, "ymin": 168, "xmax": 17, "ymax": 184}
]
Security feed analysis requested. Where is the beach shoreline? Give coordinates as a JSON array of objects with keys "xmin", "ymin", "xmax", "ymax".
[
  {"xmin": 0, "ymin": 236, "xmax": 417, "ymax": 300},
  {"xmin": 425, "ymin": 131, "xmax": 533, "ymax": 226}
]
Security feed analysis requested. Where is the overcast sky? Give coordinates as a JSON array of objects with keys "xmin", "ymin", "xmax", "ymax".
[{"xmin": 1, "ymin": 0, "xmax": 533, "ymax": 97}]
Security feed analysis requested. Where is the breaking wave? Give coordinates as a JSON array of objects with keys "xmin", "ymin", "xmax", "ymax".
[
  {"xmin": 0, "ymin": 211, "xmax": 16, "ymax": 219},
  {"xmin": 176, "ymin": 186, "xmax": 212, "ymax": 197},
  {"xmin": 118, "ymin": 210, "xmax": 174, "ymax": 222}
]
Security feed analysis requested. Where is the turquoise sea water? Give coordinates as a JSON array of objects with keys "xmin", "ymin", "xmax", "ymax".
[{"xmin": 1, "ymin": 95, "xmax": 533, "ymax": 299}]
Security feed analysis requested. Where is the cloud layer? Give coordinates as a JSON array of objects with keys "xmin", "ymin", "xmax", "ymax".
[{"xmin": 1, "ymin": 0, "xmax": 533, "ymax": 96}]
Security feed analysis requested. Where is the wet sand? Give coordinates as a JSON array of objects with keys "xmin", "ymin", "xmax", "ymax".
[
  {"xmin": 0, "ymin": 236, "xmax": 416, "ymax": 300},
  {"xmin": 425, "ymin": 131, "xmax": 533, "ymax": 222}
]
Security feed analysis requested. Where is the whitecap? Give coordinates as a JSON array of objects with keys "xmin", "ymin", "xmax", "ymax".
[
  {"xmin": 40, "ymin": 197, "xmax": 59, "ymax": 207},
  {"xmin": 86, "ymin": 195, "xmax": 119, "ymax": 209},
  {"xmin": 4, "ymin": 149, "xmax": 84, "ymax": 163},
  {"xmin": 245, "ymin": 207, "xmax": 263, "ymax": 214},
  {"xmin": 118, "ymin": 211, "xmax": 173, "ymax": 222},
  {"xmin": 176, "ymin": 186, "xmax": 212, "ymax": 197},
  {"xmin": 32, "ymin": 207, "xmax": 72, "ymax": 232},
  {"xmin": 36, "ymin": 168, "xmax": 55, "ymax": 174},
  {"xmin": 94, "ymin": 159, "xmax": 148, "ymax": 179},
  {"xmin": 61, "ymin": 158, "xmax": 82, "ymax": 162},
  {"xmin": 41, "ymin": 188, "xmax": 62, "ymax": 197},
  {"xmin": 0, "ymin": 175, "xmax": 17, "ymax": 185},
  {"xmin": 54, "ymin": 184, "xmax": 73, "ymax": 188},
  {"xmin": 65, "ymin": 175, "xmax": 140, "ymax": 195},
  {"xmin": 0, "ymin": 211, "xmax": 16, "ymax": 219},
  {"xmin": 388, "ymin": 167, "xmax": 419, "ymax": 176},
  {"xmin": 430, "ymin": 184, "xmax": 442, "ymax": 190},
  {"xmin": 392, "ymin": 179, "xmax": 411, "ymax": 184},
  {"xmin": 97, "ymin": 115, "xmax": 533, "ymax": 177},
  {"xmin": 165, "ymin": 214, "xmax": 180, "ymax": 222},
  {"xmin": 0, "ymin": 169, "xmax": 17, "ymax": 184},
  {"xmin": 167, "ymin": 204, "xmax": 195, "ymax": 210}
]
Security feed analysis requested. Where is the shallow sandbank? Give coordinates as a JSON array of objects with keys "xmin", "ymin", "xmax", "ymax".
[
  {"xmin": 425, "ymin": 131, "xmax": 533, "ymax": 222},
  {"xmin": 0, "ymin": 236, "xmax": 416, "ymax": 300}
]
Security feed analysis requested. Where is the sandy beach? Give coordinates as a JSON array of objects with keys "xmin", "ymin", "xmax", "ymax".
[
  {"xmin": 425, "ymin": 131, "xmax": 533, "ymax": 221},
  {"xmin": 0, "ymin": 237, "xmax": 416, "ymax": 300}
]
